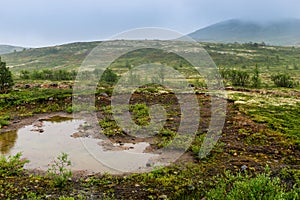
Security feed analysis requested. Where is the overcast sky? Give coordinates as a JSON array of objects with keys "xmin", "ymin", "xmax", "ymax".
[{"xmin": 1, "ymin": 0, "xmax": 300, "ymax": 47}]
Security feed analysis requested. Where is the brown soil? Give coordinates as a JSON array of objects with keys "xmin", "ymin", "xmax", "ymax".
[
  {"xmin": 2, "ymin": 91, "xmax": 299, "ymax": 174},
  {"xmin": 1, "ymin": 90, "xmax": 300, "ymax": 199}
]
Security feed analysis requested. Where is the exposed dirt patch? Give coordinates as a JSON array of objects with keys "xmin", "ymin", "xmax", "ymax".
[
  {"xmin": 2, "ymin": 91, "xmax": 299, "ymax": 175},
  {"xmin": 1, "ymin": 89, "xmax": 300, "ymax": 199}
]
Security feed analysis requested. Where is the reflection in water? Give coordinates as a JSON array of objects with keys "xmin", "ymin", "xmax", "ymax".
[
  {"xmin": 0, "ymin": 130, "xmax": 18, "ymax": 154},
  {"xmin": 41, "ymin": 116, "xmax": 74, "ymax": 123},
  {"xmin": 0, "ymin": 116, "xmax": 157, "ymax": 173}
]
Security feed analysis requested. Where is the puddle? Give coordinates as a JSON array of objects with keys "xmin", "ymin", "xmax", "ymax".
[
  {"xmin": 41, "ymin": 115, "xmax": 74, "ymax": 123},
  {"xmin": 0, "ymin": 116, "xmax": 158, "ymax": 174},
  {"xmin": 0, "ymin": 130, "xmax": 18, "ymax": 154}
]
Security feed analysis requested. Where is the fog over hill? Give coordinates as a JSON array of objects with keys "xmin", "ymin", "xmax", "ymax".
[
  {"xmin": 188, "ymin": 19, "xmax": 300, "ymax": 46},
  {"xmin": 0, "ymin": 45, "xmax": 25, "ymax": 55}
]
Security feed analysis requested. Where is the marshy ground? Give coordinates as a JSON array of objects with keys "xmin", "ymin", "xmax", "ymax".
[{"xmin": 0, "ymin": 85, "xmax": 299, "ymax": 199}]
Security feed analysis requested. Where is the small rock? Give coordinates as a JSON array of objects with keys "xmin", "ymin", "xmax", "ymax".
[
  {"xmin": 24, "ymin": 84, "xmax": 30, "ymax": 89},
  {"xmin": 233, "ymin": 152, "xmax": 238, "ymax": 156},
  {"xmin": 234, "ymin": 100, "xmax": 246, "ymax": 105},
  {"xmin": 166, "ymin": 118, "xmax": 174, "ymax": 121},
  {"xmin": 158, "ymin": 194, "xmax": 168, "ymax": 199},
  {"xmin": 48, "ymin": 97, "xmax": 54, "ymax": 101},
  {"xmin": 72, "ymin": 132, "xmax": 81, "ymax": 138},
  {"xmin": 158, "ymin": 90, "xmax": 169, "ymax": 94},
  {"xmin": 187, "ymin": 184, "xmax": 195, "ymax": 190},
  {"xmin": 241, "ymin": 165, "xmax": 248, "ymax": 171},
  {"xmin": 146, "ymin": 162, "xmax": 151, "ymax": 167},
  {"xmin": 34, "ymin": 121, "xmax": 43, "ymax": 127},
  {"xmin": 100, "ymin": 92, "xmax": 108, "ymax": 97},
  {"xmin": 225, "ymin": 86, "xmax": 234, "ymax": 90},
  {"xmin": 50, "ymin": 83, "xmax": 58, "ymax": 87},
  {"xmin": 135, "ymin": 183, "xmax": 140, "ymax": 187}
]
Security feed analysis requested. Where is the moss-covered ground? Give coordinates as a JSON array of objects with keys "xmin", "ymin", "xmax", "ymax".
[{"xmin": 0, "ymin": 84, "xmax": 299, "ymax": 199}]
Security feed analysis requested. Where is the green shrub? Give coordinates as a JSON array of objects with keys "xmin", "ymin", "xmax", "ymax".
[
  {"xmin": 20, "ymin": 70, "xmax": 30, "ymax": 79},
  {"xmin": 251, "ymin": 64, "xmax": 261, "ymax": 88},
  {"xmin": 221, "ymin": 68, "xmax": 250, "ymax": 87},
  {"xmin": 100, "ymin": 68, "xmax": 118, "ymax": 84},
  {"xmin": 58, "ymin": 197, "xmax": 75, "ymax": 200},
  {"xmin": 129, "ymin": 103, "xmax": 150, "ymax": 126},
  {"xmin": 23, "ymin": 69, "xmax": 77, "ymax": 81},
  {"xmin": 157, "ymin": 129, "xmax": 177, "ymax": 148},
  {"xmin": 98, "ymin": 118, "xmax": 123, "ymax": 136},
  {"xmin": 271, "ymin": 73, "xmax": 295, "ymax": 88},
  {"xmin": 191, "ymin": 134, "xmax": 205, "ymax": 156},
  {"xmin": 0, "ymin": 118, "xmax": 10, "ymax": 128},
  {"xmin": 0, "ymin": 57, "xmax": 14, "ymax": 93},
  {"xmin": 47, "ymin": 152, "xmax": 72, "ymax": 188},
  {"xmin": 230, "ymin": 70, "xmax": 250, "ymax": 86},
  {"xmin": 66, "ymin": 106, "xmax": 73, "ymax": 113},
  {"xmin": 205, "ymin": 169, "xmax": 299, "ymax": 200},
  {"xmin": 0, "ymin": 152, "xmax": 29, "ymax": 176}
]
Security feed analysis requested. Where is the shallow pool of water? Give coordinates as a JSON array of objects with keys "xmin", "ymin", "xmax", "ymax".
[{"xmin": 0, "ymin": 116, "xmax": 157, "ymax": 174}]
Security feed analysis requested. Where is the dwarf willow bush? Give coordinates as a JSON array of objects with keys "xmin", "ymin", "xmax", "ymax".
[
  {"xmin": 47, "ymin": 152, "xmax": 72, "ymax": 188},
  {"xmin": 271, "ymin": 73, "xmax": 296, "ymax": 88},
  {"xmin": 0, "ymin": 152, "xmax": 29, "ymax": 176},
  {"xmin": 220, "ymin": 68, "xmax": 250, "ymax": 87},
  {"xmin": 205, "ymin": 169, "xmax": 299, "ymax": 200}
]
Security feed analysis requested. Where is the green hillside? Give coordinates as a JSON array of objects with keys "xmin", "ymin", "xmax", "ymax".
[
  {"xmin": 2, "ymin": 40, "xmax": 300, "ymax": 83},
  {"xmin": 2, "ymin": 42, "xmax": 100, "ymax": 72},
  {"xmin": 0, "ymin": 45, "xmax": 25, "ymax": 55}
]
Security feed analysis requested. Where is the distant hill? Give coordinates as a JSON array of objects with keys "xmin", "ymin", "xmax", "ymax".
[
  {"xmin": 0, "ymin": 45, "xmax": 25, "ymax": 55},
  {"xmin": 2, "ymin": 40, "xmax": 200, "ymax": 73},
  {"xmin": 2, "ymin": 42, "xmax": 100, "ymax": 72},
  {"xmin": 2, "ymin": 39, "xmax": 300, "ymax": 75},
  {"xmin": 188, "ymin": 19, "xmax": 300, "ymax": 46}
]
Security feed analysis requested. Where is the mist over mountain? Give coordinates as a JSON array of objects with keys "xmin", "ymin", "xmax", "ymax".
[
  {"xmin": 188, "ymin": 18, "xmax": 300, "ymax": 46},
  {"xmin": 0, "ymin": 45, "xmax": 25, "ymax": 55}
]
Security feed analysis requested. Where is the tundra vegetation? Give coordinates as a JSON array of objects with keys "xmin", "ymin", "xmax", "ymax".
[{"xmin": 0, "ymin": 41, "xmax": 300, "ymax": 199}]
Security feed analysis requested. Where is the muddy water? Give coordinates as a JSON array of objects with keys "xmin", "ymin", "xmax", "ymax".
[{"xmin": 0, "ymin": 116, "xmax": 157, "ymax": 174}]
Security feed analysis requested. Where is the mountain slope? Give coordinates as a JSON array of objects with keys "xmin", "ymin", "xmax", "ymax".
[
  {"xmin": 189, "ymin": 19, "xmax": 300, "ymax": 46},
  {"xmin": 0, "ymin": 45, "xmax": 25, "ymax": 55},
  {"xmin": 2, "ymin": 42, "xmax": 100, "ymax": 72},
  {"xmin": 2, "ymin": 39, "xmax": 300, "ymax": 74}
]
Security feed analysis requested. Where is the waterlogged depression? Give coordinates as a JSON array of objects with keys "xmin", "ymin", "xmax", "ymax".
[{"xmin": 0, "ymin": 116, "xmax": 157, "ymax": 174}]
